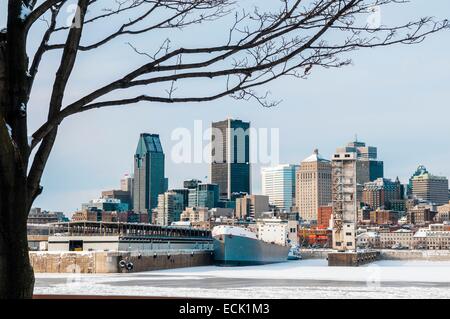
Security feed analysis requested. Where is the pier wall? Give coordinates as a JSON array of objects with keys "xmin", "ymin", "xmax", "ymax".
[
  {"xmin": 300, "ymin": 249, "xmax": 450, "ymax": 261},
  {"xmin": 378, "ymin": 250, "xmax": 450, "ymax": 261},
  {"xmin": 30, "ymin": 250, "xmax": 214, "ymax": 273},
  {"xmin": 328, "ymin": 251, "xmax": 379, "ymax": 267}
]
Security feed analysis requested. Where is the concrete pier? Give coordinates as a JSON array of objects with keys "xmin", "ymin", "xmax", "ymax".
[
  {"xmin": 327, "ymin": 251, "xmax": 379, "ymax": 267},
  {"xmin": 30, "ymin": 250, "xmax": 214, "ymax": 273}
]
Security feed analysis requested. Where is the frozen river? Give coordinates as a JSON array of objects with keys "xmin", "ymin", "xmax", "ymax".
[{"xmin": 34, "ymin": 259, "xmax": 450, "ymax": 299}]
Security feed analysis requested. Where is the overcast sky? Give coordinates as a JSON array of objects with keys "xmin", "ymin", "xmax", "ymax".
[{"xmin": 2, "ymin": 1, "xmax": 449, "ymax": 214}]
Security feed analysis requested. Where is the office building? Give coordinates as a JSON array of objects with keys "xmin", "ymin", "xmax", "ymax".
[
  {"xmin": 336, "ymin": 139, "xmax": 384, "ymax": 182},
  {"xmin": 362, "ymin": 177, "xmax": 404, "ymax": 210},
  {"xmin": 154, "ymin": 191, "xmax": 184, "ymax": 226},
  {"xmin": 411, "ymin": 168, "xmax": 449, "ymax": 205},
  {"xmin": 235, "ymin": 194, "xmax": 270, "ymax": 219},
  {"xmin": 101, "ymin": 189, "xmax": 132, "ymax": 209},
  {"xmin": 188, "ymin": 183, "xmax": 220, "ymax": 209},
  {"xmin": 261, "ymin": 164, "xmax": 299, "ymax": 213},
  {"xmin": 133, "ymin": 133, "xmax": 168, "ymax": 217},
  {"xmin": 407, "ymin": 207, "xmax": 437, "ymax": 225},
  {"xmin": 296, "ymin": 150, "xmax": 332, "ymax": 221},
  {"xmin": 211, "ymin": 118, "xmax": 250, "ymax": 199}
]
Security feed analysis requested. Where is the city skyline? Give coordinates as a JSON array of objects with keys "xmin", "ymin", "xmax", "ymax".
[
  {"xmin": 35, "ymin": 125, "xmax": 450, "ymax": 216},
  {"xmin": 28, "ymin": 2, "xmax": 450, "ymax": 214}
]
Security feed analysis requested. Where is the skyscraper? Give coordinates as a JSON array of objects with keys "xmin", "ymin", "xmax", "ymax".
[
  {"xmin": 261, "ymin": 164, "xmax": 299, "ymax": 212},
  {"xmin": 296, "ymin": 150, "xmax": 332, "ymax": 221},
  {"xmin": 211, "ymin": 118, "xmax": 250, "ymax": 199},
  {"xmin": 133, "ymin": 133, "xmax": 168, "ymax": 218}
]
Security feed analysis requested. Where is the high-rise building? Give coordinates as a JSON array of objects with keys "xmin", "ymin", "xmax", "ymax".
[
  {"xmin": 411, "ymin": 169, "xmax": 449, "ymax": 205},
  {"xmin": 235, "ymin": 194, "xmax": 270, "ymax": 219},
  {"xmin": 336, "ymin": 139, "xmax": 384, "ymax": 183},
  {"xmin": 331, "ymin": 150, "xmax": 358, "ymax": 251},
  {"xmin": 188, "ymin": 183, "xmax": 220, "ymax": 209},
  {"xmin": 154, "ymin": 191, "xmax": 184, "ymax": 226},
  {"xmin": 261, "ymin": 164, "xmax": 299, "ymax": 213},
  {"xmin": 362, "ymin": 177, "xmax": 404, "ymax": 210},
  {"xmin": 133, "ymin": 134, "xmax": 168, "ymax": 218},
  {"xmin": 211, "ymin": 118, "xmax": 250, "ymax": 199},
  {"xmin": 407, "ymin": 165, "xmax": 428, "ymax": 197},
  {"xmin": 120, "ymin": 174, "xmax": 133, "ymax": 192},
  {"xmin": 296, "ymin": 150, "xmax": 332, "ymax": 221},
  {"xmin": 170, "ymin": 188, "xmax": 190, "ymax": 209}
]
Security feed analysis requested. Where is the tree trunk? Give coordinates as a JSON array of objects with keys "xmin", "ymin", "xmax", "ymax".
[
  {"xmin": 0, "ymin": 185, "xmax": 35, "ymax": 299},
  {"xmin": 0, "ymin": 2, "xmax": 35, "ymax": 298}
]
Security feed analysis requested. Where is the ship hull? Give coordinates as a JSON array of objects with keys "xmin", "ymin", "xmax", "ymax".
[{"xmin": 213, "ymin": 234, "xmax": 290, "ymax": 266}]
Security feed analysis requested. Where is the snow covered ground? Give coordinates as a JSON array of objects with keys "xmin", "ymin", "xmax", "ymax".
[{"xmin": 34, "ymin": 260, "xmax": 450, "ymax": 299}]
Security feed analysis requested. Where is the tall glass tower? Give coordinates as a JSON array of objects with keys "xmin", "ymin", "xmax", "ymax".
[
  {"xmin": 133, "ymin": 133, "xmax": 168, "ymax": 217},
  {"xmin": 211, "ymin": 118, "xmax": 250, "ymax": 199}
]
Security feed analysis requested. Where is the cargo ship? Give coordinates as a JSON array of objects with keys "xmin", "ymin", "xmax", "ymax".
[{"xmin": 212, "ymin": 225, "xmax": 290, "ymax": 265}]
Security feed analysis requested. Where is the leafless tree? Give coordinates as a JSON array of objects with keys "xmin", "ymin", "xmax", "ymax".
[{"xmin": 0, "ymin": 0, "xmax": 447, "ymax": 298}]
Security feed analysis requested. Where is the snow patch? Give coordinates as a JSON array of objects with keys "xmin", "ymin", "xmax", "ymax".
[
  {"xmin": 19, "ymin": 3, "xmax": 32, "ymax": 21},
  {"xmin": 6, "ymin": 124, "xmax": 12, "ymax": 137}
]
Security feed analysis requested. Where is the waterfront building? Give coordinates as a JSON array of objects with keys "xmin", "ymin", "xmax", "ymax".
[
  {"xmin": 211, "ymin": 118, "xmax": 250, "ymax": 199},
  {"xmin": 256, "ymin": 219, "xmax": 289, "ymax": 246},
  {"xmin": 262, "ymin": 164, "xmax": 299, "ymax": 212},
  {"xmin": 356, "ymin": 232, "xmax": 380, "ymax": 249},
  {"xmin": 235, "ymin": 194, "xmax": 270, "ymax": 219},
  {"xmin": 28, "ymin": 208, "xmax": 67, "ymax": 224},
  {"xmin": 296, "ymin": 149, "xmax": 332, "ymax": 222},
  {"xmin": 331, "ymin": 150, "xmax": 358, "ymax": 251},
  {"xmin": 133, "ymin": 133, "xmax": 168, "ymax": 217},
  {"xmin": 154, "ymin": 191, "xmax": 184, "ymax": 226},
  {"xmin": 298, "ymin": 227, "xmax": 332, "ymax": 248},
  {"xmin": 379, "ymin": 229, "xmax": 414, "ymax": 249},
  {"xmin": 411, "ymin": 168, "xmax": 448, "ymax": 205},
  {"xmin": 413, "ymin": 224, "xmax": 450, "ymax": 250}
]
